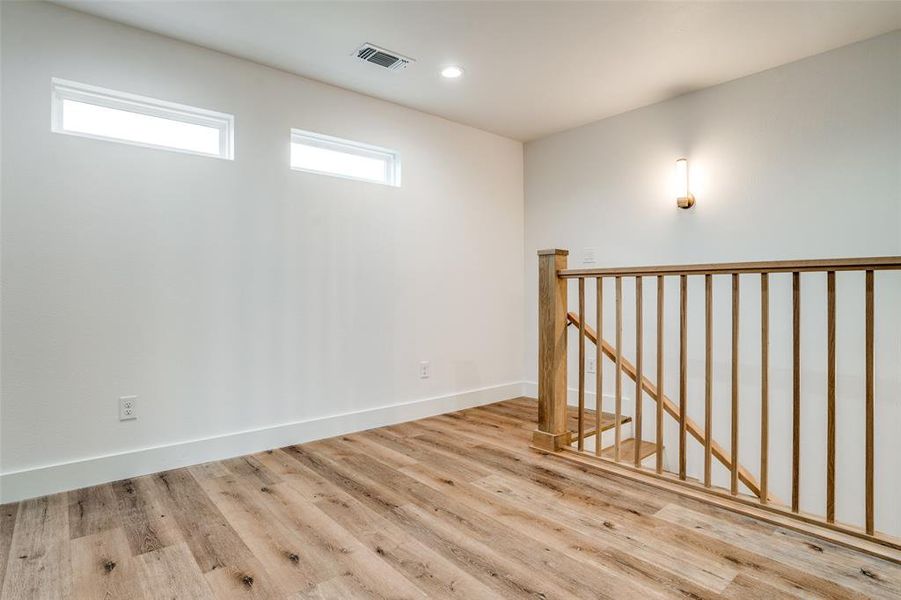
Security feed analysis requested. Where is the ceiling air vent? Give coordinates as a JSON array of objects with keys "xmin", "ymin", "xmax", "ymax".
[{"xmin": 354, "ymin": 43, "xmax": 414, "ymax": 71}]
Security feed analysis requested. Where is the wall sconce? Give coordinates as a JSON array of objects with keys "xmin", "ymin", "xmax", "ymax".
[{"xmin": 675, "ymin": 158, "xmax": 695, "ymax": 209}]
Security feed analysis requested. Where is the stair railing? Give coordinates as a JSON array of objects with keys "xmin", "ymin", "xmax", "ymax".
[{"xmin": 532, "ymin": 249, "xmax": 901, "ymax": 562}]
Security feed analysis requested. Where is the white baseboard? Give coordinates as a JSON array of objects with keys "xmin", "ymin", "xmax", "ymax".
[{"xmin": 0, "ymin": 382, "xmax": 525, "ymax": 503}]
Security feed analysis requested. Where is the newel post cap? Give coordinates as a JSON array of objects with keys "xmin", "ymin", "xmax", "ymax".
[{"xmin": 537, "ymin": 249, "xmax": 569, "ymax": 256}]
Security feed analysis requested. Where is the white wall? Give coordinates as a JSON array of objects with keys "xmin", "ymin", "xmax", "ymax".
[
  {"xmin": 2, "ymin": 1, "xmax": 897, "ymax": 539},
  {"xmin": 524, "ymin": 32, "xmax": 900, "ymax": 536},
  {"xmin": 0, "ymin": 2, "xmax": 524, "ymax": 501}
]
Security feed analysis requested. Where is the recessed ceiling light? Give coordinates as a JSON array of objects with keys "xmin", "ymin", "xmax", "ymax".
[{"xmin": 441, "ymin": 65, "xmax": 464, "ymax": 79}]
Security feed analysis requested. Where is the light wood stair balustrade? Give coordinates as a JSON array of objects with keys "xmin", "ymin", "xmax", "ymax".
[
  {"xmin": 531, "ymin": 248, "xmax": 901, "ymax": 564},
  {"xmin": 565, "ymin": 311, "xmax": 771, "ymax": 501}
]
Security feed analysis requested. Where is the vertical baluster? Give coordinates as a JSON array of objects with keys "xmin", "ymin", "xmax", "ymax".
[
  {"xmin": 578, "ymin": 277, "xmax": 586, "ymax": 452},
  {"xmin": 634, "ymin": 276, "xmax": 643, "ymax": 467},
  {"xmin": 595, "ymin": 277, "xmax": 603, "ymax": 456},
  {"xmin": 679, "ymin": 274, "xmax": 687, "ymax": 480},
  {"xmin": 865, "ymin": 270, "xmax": 874, "ymax": 535},
  {"xmin": 704, "ymin": 274, "xmax": 713, "ymax": 487},
  {"xmin": 615, "ymin": 276, "xmax": 623, "ymax": 462},
  {"xmin": 826, "ymin": 271, "xmax": 836, "ymax": 522},
  {"xmin": 792, "ymin": 272, "xmax": 801, "ymax": 513},
  {"xmin": 760, "ymin": 273, "xmax": 770, "ymax": 504},
  {"xmin": 731, "ymin": 274, "xmax": 740, "ymax": 496},
  {"xmin": 656, "ymin": 276, "xmax": 664, "ymax": 474}
]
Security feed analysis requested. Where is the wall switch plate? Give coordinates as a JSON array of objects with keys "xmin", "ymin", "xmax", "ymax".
[
  {"xmin": 119, "ymin": 395, "xmax": 137, "ymax": 421},
  {"xmin": 587, "ymin": 357, "xmax": 597, "ymax": 374},
  {"xmin": 419, "ymin": 361, "xmax": 430, "ymax": 379}
]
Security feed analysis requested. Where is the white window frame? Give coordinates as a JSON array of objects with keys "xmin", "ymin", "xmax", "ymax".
[
  {"xmin": 51, "ymin": 78, "xmax": 234, "ymax": 160},
  {"xmin": 290, "ymin": 128, "xmax": 401, "ymax": 187}
]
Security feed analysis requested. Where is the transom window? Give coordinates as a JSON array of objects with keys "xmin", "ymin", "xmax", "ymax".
[
  {"xmin": 290, "ymin": 129, "xmax": 400, "ymax": 187},
  {"xmin": 51, "ymin": 78, "xmax": 234, "ymax": 160}
]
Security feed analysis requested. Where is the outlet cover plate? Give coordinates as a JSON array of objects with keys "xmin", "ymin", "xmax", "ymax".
[
  {"xmin": 119, "ymin": 395, "xmax": 137, "ymax": 421},
  {"xmin": 582, "ymin": 247, "xmax": 597, "ymax": 265}
]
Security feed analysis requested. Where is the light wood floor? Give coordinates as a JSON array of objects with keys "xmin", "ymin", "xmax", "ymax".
[{"xmin": 2, "ymin": 398, "xmax": 899, "ymax": 599}]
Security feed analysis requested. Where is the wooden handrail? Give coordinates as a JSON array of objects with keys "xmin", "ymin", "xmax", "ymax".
[
  {"xmin": 566, "ymin": 311, "xmax": 779, "ymax": 503},
  {"xmin": 558, "ymin": 256, "xmax": 901, "ymax": 278}
]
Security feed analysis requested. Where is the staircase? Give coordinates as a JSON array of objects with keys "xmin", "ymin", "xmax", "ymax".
[
  {"xmin": 566, "ymin": 311, "xmax": 767, "ymax": 499},
  {"xmin": 565, "ymin": 406, "xmax": 654, "ymax": 462},
  {"xmin": 565, "ymin": 406, "xmax": 630, "ymax": 444}
]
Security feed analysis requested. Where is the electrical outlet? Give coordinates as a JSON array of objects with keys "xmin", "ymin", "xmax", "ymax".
[
  {"xmin": 587, "ymin": 357, "xmax": 597, "ymax": 374},
  {"xmin": 419, "ymin": 361, "xmax": 431, "ymax": 379},
  {"xmin": 119, "ymin": 395, "xmax": 137, "ymax": 421}
]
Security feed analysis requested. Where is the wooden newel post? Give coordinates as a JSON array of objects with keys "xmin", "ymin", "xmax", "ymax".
[{"xmin": 532, "ymin": 249, "xmax": 570, "ymax": 452}]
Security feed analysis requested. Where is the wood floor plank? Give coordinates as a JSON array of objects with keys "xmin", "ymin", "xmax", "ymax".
[
  {"xmin": 71, "ymin": 527, "xmax": 146, "ymax": 600},
  {"xmin": 404, "ymin": 408, "xmax": 888, "ymax": 598},
  {"xmin": 1, "ymin": 494, "xmax": 72, "ymax": 600},
  {"xmin": 150, "ymin": 468, "xmax": 285, "ymax": 599},
  {"xmin": 362, "ymin": 430, "xmax": 491, "ymax": 483},
  {"xmin": 221, "ymin": 455, "xmax": 281, "ymax": 487},
  {"xmin": 284, "ymin": 439, "xmax": 561, "ymax": 599},
  {"xmin": 413, "ymin": 430, "xmax": 666, "ymax": 513},
  {"xmin": 719, "ymin": 574, "xmax": 802, "ymax": 600},
  {"xmin": 250, "ymin": 449, "xmax": 342, "ymax": 504},
  {"xmin": 136, "ymin": 542, "xmax": 217, "ymax": 600},
  {"xmin": 310, "ymin": 485, "xmax": 502, "ymax": 599},
  {"xmin": 294, "ymin": 569, "xmax": 426, "ymax": 600},
  {"xmin": 236, "ymin": 479, "xmax": 427, "ymax": 599},
  {"xmin": 188, "ymin": 460, "xmax": 232, "ymax": 481},
  {"xmin": 527, "ymin": 475, "xmax": 863, "ymax": 598},
  {"xmin": 205, "ymin": 563, "xmax": 285, "ymax": 600},
  {"xmin": 68, "ymin": 483, "xmax": 119, "ymax": 540},
  {"xmin": 280, "ymin": 445, "xmax": 411, "ymax": 512},
  {"xmin": 111, "ymin": 476, "xmax": 181, "ymax": 556},
  {"xmin": 455, "ymin": 403, "xmax": 531, "ymax": 422},
  {"xmin": 0, "ymin": 502, "xmax": 18, "ymax": 591},
  {"xmin": 281, "ymin": 446, "xmax": 582, "ymax": 598},
  {"xmin": 293, "ymin": 575, "xmax": 379, "ymax": 600},
  {"xmin": 342, "ymin": 451, "xmax": 673, "ymax": 599},
  {"xmin": 332, "ymin": 432, "xmax": 419, "ymax": 470},
  {"xmin": 198, "ymin": 474, "xmax": 324, "ymax": 595},
  {"xmin": 1, "ymin": 398, "xmax": 897, "ymax": 599},
  {"xmin": 399, "ymin": 461, "xmax": 699, "ymax": 599},
  {"xmin": 655, "ymin": 503, "xmax": 896, "ymax": 599},
  {"xmin": 470, "ymin": 473, "xmax": 739, "ymax": 593},
  {"xmin": 418, "ymin": 410, "xmax": 526, "ymax": 443}
]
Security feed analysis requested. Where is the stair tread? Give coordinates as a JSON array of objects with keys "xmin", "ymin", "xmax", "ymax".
[
  {"xmin": 600, "ymin": 438, "xmax": 658, "ymax": 461},
  {"xmin": 567, "ymin": 407, "xmax": 631, "ymax": 439}
]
